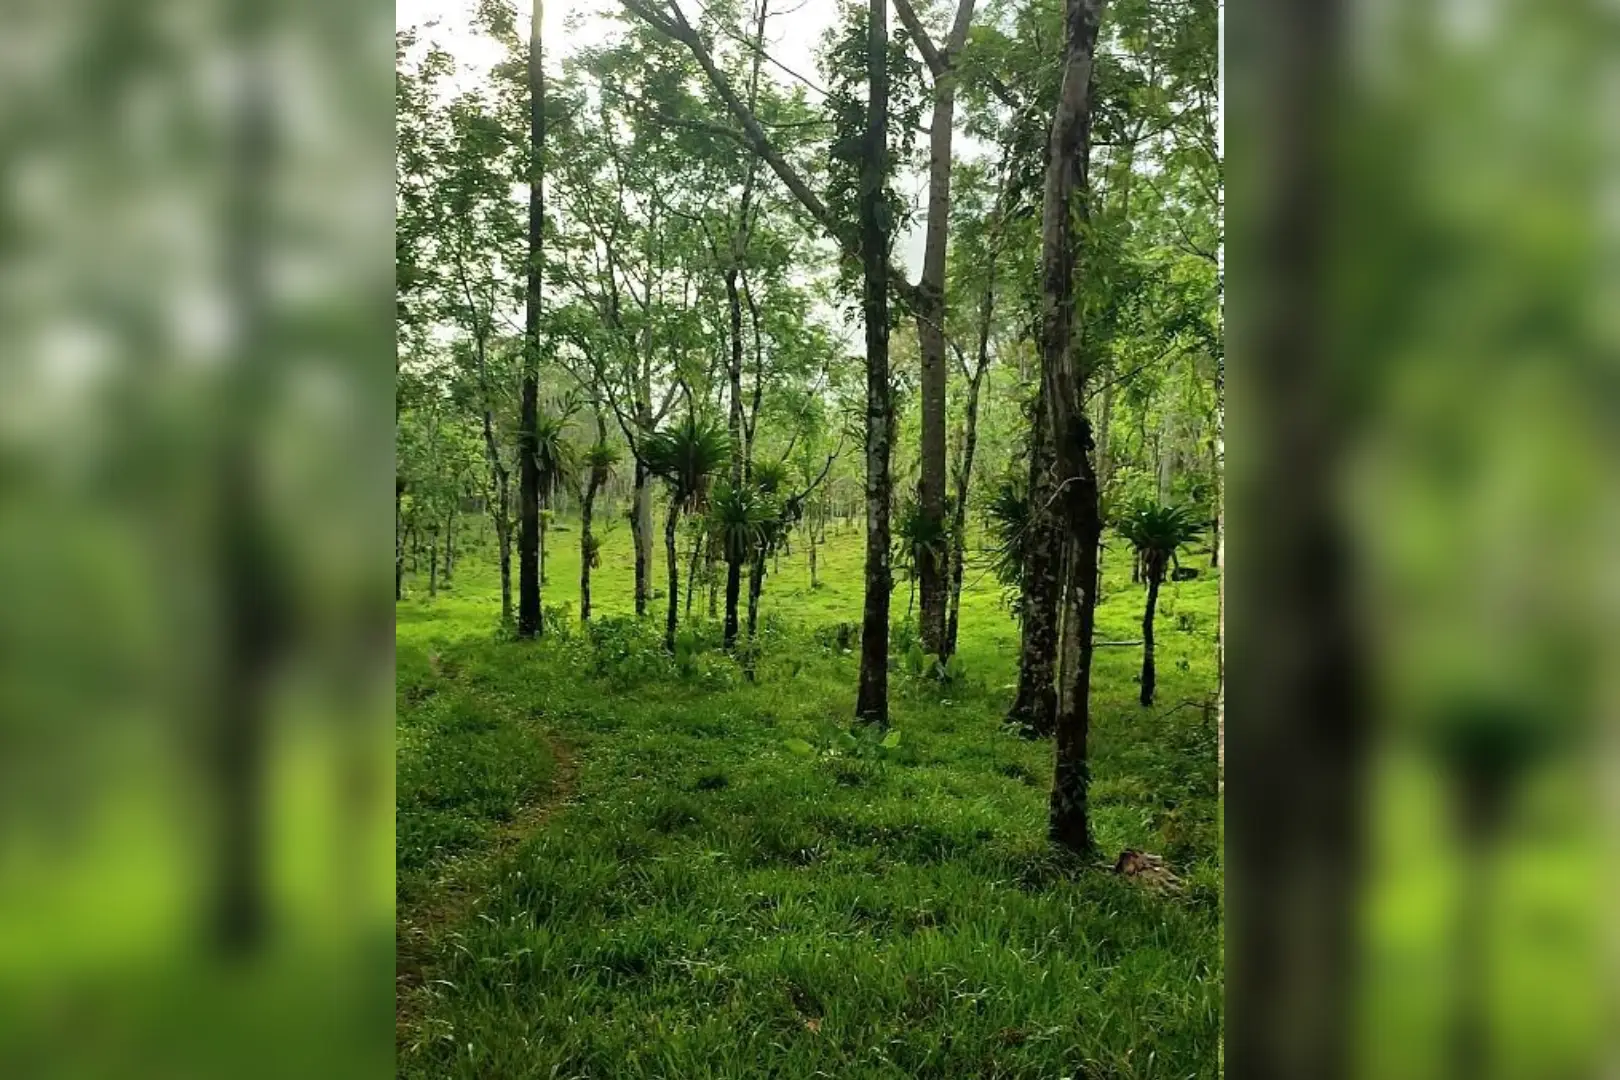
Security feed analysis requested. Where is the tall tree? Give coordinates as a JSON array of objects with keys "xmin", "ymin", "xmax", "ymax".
[
  {"xmin": 517, "ymin": 0, "xmax": 547, "ymax": 638},
  {"xmin": 853, "ymin": 0, "xmax": 893, "ymax": 727},
  {"xmin": 1007, "ymin": 382, "xmax": 1062, "ymax": 736},
  {"xmin": 892, "ymin": 0, "xmax": 979, "ymax": 661},
  {"xmin": 1040, "ymin": 0, "xmax": 1107, "ymax": 855}
]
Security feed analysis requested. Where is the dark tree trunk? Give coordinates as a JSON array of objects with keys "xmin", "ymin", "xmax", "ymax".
[
  {"xmin": 854, "ymin": 0, "xmax": 893, "ymax": 727},
  {"xmin": 632, "ymin": 461, "xmax": 651, "ymax": 616},
  {"xmin": 1057, "ymin": 538, "xmax": 1081, "ymax": 717},
  {"xmin": 723, "ymin": 556, "xmax": 742, "ymax": 649},
  {"xmin": 664, "ymin": 494, "xmax": 680, "ymax": 652},
  {"xmin": 580, "ymin": 466, "xmax": 603, "ymax": 622},
  {"xmin": 517, "ymin": 0, "xmax": 546, "ymax": 639},
  {"xmin": 747, "ymin": 556, "xmax": 764, "ymax": 634},
  {"xmin": 808, "ymin": 525, "xmax": 819, "ymax": 588},
  {"xmin": 1140, "ymin": 568, "xmax": 1160, "ymax": 705},
  {"xmin": 428, "ymin": 528, "xmax": 439, "ymax": 600},
  {"xmin": 1226, "ymin": 0, "xmax": 1365, "ymax": 1074},
  {"xmin": 1008, "ymin": 388, "xmax": 1061, "ymax": 737},
  {"xmin": 1039, "ymin": 0, "xmax": 1106, "ymax": 857}
]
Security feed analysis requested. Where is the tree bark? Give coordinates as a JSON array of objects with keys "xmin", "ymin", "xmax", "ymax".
[
  {"xmin": 664, "ymin": 494, "xmax": 680, "ymax": 652},
  {"xmin": 945, "ymin": 254, "xmax": 996, "ymax": 658},
  {"xmin": 428, "ymin": 527, "xmax": 439, "ymax": 600},
  {"xmin": 723, "ymin": 552, "xmax": 742, "ymax": 648},
  {"xmin": 1040, "ymin": 0, "xmax": 1106, "ymax": 857},
  {"xmin": 1140, "ymin": 569, "xmax": 1160, "ymax": 705},
  {"xmin": 721, "ymin": 266, "xmax": 748, "ymax": 640},
  {"xmin": 898, "ymin": 0, "xmax": 978, "ymax": 663},
  {"xmin": 632, "ymin": 461, "xmax": 651, "ymax": 615},
  {"xmin": 580, "ymin": 472, "xmax": 603, "ymax": 623},
  {"xmin": 443, "ymin": 510, "xmax": 455, "ymax": 584},
  {"xmin": 395, "ymin": 477, "xmax": 406, "ymax": 601},
  {"xmin": 808, "ymin": 522, "xmax": 819, "ymax": 588},
  {"xmin": 685, "ymin": 527, "xmax": 702, "ymax": 619},
  {"xmin": 747, "ymin": 551, "xmax": 766, "ymax": 639},
  {"xmin": 517, "ymin": 0, "xmax": 546, "ymax": 639},
  {"xmin": 854, "ymin": 0, "xmax": 893, "ymax": 728},
  {"xmin": 1008, "ymin": 387, "xmax": 1061, "ymax": 737}
]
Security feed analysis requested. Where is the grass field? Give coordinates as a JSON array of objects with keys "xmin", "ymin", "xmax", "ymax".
[{"xmin": 397, "ymin": 510, "xmax": 1223, "ymax": 1079}]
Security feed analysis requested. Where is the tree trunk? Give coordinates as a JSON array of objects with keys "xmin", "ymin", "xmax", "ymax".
[
  {"xmin": 945, "ymin": 271, "xmax": 994, "ymax": 658},
  {"xmin": 1008, "ymin": 388, "xmax": 1061, "ymax": 737},
  {"xmin": 1056, "ymin": 539, "xmax": 1078, "ymax": 716},
  {"xmin": 808, "ymin": 525, "xmax": 819, "ymax": 588},
  {"xmin": 395, "ymin": 478, "xmax": 405, "ymax": 601},
  {"xmin": 747, "ymin": 551, "xmax": 765, "ymax": 638},
  {"xmin": 428, "ymin": 528, "xmax": 439, "ymax": 600},
  {"xmin": 632, "ymin": 461, "xmax": 651, "ymax": 615},
  {"xmin": 1140, "ymin": 569, "xmax": 1160, "ymax": 705},
  {"xmin": 723, "ymin": 555, "xmax": 742, "ymax": 649},
  {"xmin": 897, "ymin": 0, "xmax": 977, "ymax": 664},
  {"xmin": 685, "ymin": 528, "xmax": 702, "ymax": 619},
  {"xmin": 854, "ymin": 0, "xmax": 893, "ymax": 728},
  {"xmin": 725, "ymin": 268, "xmax": 747, "ymax": 482},
  {"xmin": 581, "ymin": 468, "xmax": 602, "ymax": 622},
  {"xmin": 664, "ymin": 494, "xmax": 680, "ymax": 652},
  {"xmin": 517, "ymin": 0, "xmax": 546, "ymax": 639},
  {"xmin": 443, "ymin": 510, "xmax": 455, "ymax": 584},
  {"xmin": 1039, "ymin": 0, "xmax": 1106, "ymax": 857}
]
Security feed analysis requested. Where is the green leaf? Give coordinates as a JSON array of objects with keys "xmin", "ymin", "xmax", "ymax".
[
  {"xmin": 880, "ymin": 730, "xmax": 902, "ymax": 750},
  {"xmin": 783, "ymin": 738, "xmax": 816, "ymax": 757}
]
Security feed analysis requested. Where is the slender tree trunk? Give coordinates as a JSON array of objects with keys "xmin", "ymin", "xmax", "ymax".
[
  {"xmin": 517, "ymin": 0, "xmax": 546, "ymax": 639},
  {"xmin": 897, "ymin": 0, "xmax": 977, "ymax": 663},
  {"xmin": 1040, "ymin": 0, "xmax": 1106, "ymax": 856},
  {"xmin": 1140, "ymin": 569, "xmax": 1160, "ymax": 705},
  {"xmin": 1008, "ymin": 388, "xmax": 1061, "ymax": 737},
  {"xmin": 723, "ymin": 554, "xmax": 742, "ymax": 648},
  {"xmin": 428, "ymin": 528, "xmax": 439, "ymax": 600},
  {"xmin": 747, "ymin": 551, "xmax": 765, "ymax": 638},
  {"xmin": 854, "ymin": 0, "xmax": 893, "ymax": 727},
  {"xmin": 945, "ymin": 273, "xmax": 994, "ymax": 658},
  {"xmin": 685, "ymin": 530, "xmax": 702, "ymax": 619},
  {"xmin": 395, "ymin": 478, "xmax": 405, "ymax": 601},
  {"xmin": 808, "ymin": 525, "xmax": 819, "ymax": 588},
  {"xmin": 443, "ymin": 510, "xmax": 455, "ymax": 584},
  {"xmin": 580, "ymin": 468, "xmax": 602, "ymax": 622},
  {"xmin": 664, "ymin": 494, "xmax": 680, "ymax": 652},
  {"xmin": 632, "ymin": 462, "xmax": 651, "ymax": 614}
]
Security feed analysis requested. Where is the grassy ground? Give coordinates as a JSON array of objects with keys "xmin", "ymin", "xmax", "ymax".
[{"xmin": 397, "ymin": 512, "xmax": 1223, "ymax": 1079}]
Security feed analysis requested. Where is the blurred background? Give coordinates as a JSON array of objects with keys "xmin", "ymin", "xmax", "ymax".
[
  {"xmin": 0, "ymin": 0, "xmax": 1614, "ymax": 1076},
  {"xmin": 0, "ymin": 0, "xmax": 395, "ymax": 1077},
  {"xmin": 1226, "ymin": 0, "xmax": 1617, "ymax": 1078}
]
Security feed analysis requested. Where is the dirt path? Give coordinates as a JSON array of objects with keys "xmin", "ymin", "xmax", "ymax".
[{"xmin": 396, "ymin": 730, "xmax": 579, "ymax": 1038}]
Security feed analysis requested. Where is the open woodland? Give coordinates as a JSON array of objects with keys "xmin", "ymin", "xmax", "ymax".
[{"xmin": 396, "ymin": 0, "xmax": 1222, "ymax": 1074}]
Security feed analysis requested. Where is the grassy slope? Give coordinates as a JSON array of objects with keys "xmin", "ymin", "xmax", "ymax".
[{"xmin": 398, "ymin": 514, "xmax": 1223, "ymax": 1079}]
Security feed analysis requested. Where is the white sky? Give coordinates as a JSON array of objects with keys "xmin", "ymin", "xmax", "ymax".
[{"xmin": 396, "ymin": 0, "xmax": 938, "ymax": 279}]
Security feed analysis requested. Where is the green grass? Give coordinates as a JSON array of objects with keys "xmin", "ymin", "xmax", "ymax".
[{"xmin": 397, "ymin": 513, "xmax": 1223, "ymax": 1079}]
